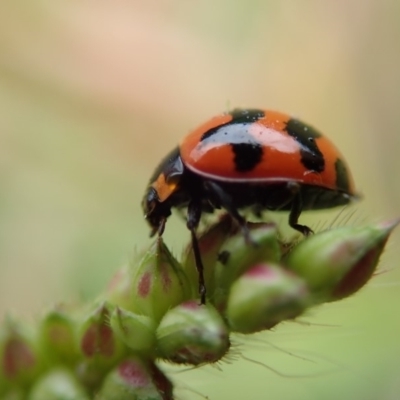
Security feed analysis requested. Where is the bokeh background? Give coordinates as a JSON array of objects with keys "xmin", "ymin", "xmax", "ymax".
[{"xmin": 1, "ymin": 1, "xmax": 399, "ymax": 399}]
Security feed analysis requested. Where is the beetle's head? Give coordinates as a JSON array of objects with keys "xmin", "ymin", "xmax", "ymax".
[
  {"xmin": 142, "ymin": 147, "xmax": 184, "ymax": 236},
  {"xmin": 142, "ymin": 187, "xmax": 167, "ymax": 236}
]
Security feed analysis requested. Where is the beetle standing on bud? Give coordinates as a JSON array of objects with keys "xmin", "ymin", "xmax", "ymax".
[{"xmin": 142, "ymin": 108, "xmax": 358, "ymax": 303}]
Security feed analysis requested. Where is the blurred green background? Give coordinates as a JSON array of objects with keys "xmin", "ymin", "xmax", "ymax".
[{"xmin": 1, "ymin": 1, "xmax": 399, "ymax": 399}]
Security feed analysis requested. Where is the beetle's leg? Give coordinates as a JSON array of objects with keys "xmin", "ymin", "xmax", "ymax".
[
  {"xmin": 289, "ymin": 191, "xmax": 313, "ymax": 236},
  {"xmin": 204, "ymin": 181, "xmax": 254, "ymax": 245},
  {"xmin": 187, "ymin": 200, "xmax": 206, "ymax": 305}
]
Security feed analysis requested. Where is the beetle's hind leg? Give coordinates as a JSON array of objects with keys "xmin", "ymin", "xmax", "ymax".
[
  {"xmin": 203, "ymin": 181, "xmax": 254, "ymax": 246},
  {"xmin": 289, "ymin": 191, "xmax": 314, "ymax": 236}
]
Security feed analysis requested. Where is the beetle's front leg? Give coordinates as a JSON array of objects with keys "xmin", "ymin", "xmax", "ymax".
[{"xmin": 187, "ymin": 200, "xmax": 206, "ymax": 304}]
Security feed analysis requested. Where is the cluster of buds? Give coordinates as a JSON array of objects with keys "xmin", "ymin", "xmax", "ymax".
[{"xmin": 0, "ymin": 215, "xmax": 397, "ymax": 399}]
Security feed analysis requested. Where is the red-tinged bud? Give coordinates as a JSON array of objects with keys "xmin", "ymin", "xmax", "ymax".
[
  {"xmin": 106, "ymin": 265, "xmax": 132, "ymax": 310},
  {"xmin": 97, "ymin": 357, "xmax": 173, "ymax": 400},
  {"xmin": 226, "ymin": 263, "xmax": 309, "ymax": 333},
  {"xmin": 156, "ymin": 300, "xmax": 230, "ymax": 365},
  {"xmin": 0, "ymin": 318, "xmax": 43, "ymax": 390},
  {"xmin": 109, "ymin": 307, "xmax": 156, "ymax": 356},
  {"xmin": 213, "ymin": 224, "xmax": 281, "ymax": 310},
  {"xmin": 181, "ymin": 214, "xmax": 235, "ymax": 298},
  {"xmin": 28, "ymin": 368, "xmax": 89, "ymax": 400},
  {"xmin": 285, "ymin": 219, "xmax": 399, "ymax": 303},
  {"xmin": 76, "ymin": 302, "xmax": 125, "ymax": 389},
  {"xmin": 38, "ymin": 307, "xmax": 78, "ymax": 366},
  {"xmin": 129, "ymin": 238, "xmax": 193, "ymax": 323}
]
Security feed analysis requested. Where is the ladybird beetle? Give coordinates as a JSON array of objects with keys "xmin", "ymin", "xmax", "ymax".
[{"xmin": 142, "ymin": 108, "xmax": 357, "ymax": 304}]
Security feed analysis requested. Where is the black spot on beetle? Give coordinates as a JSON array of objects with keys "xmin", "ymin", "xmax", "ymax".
[
  {"xmin": 200, "ymin": 109, "xmax": 265, "ymax": 141},
  {"xmin": 286, "ymin": 118, "xmax": 322, "ymax": 139},
  {"xmin": 229, "ymin": 108, "xmax": 265, "ymax": 123},
  {"xmin": 335, "ymin": 158, "xmax": 350, "ymax": 192},
  {"xmin": 285, "ymin": 118, "xmax": 325, "ymax": 172},
  {"xmin": 231, "ymin": 142, "xmax": 263, "ymax": 172}
]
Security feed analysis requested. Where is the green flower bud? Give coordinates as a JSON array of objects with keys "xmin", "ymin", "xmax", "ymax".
[
  {"xmin": 106, "ymin": 265, "xmax": 132, "ymax": 311},
  {"xmin": 213, "ymin": 223, "xmax": 281, "ymax": 310},
  {"xmin": 38, "ymin": 307, "xmax": 78, "ymax": 366},
  {"xmin": 157, "ymin": 301, "xmax": 230, "ymax": 365},
  {"xmin": 285, "ymin": 219, "xmax": 399, "ymax": 303},
  {"xmin": 1, "ymin": 388, "xmax": 25, "ymax": 400},
  {"xmin": 0, "ymin": 318, "xmax": 43, "ymax": 390},
  {"xmin": 226, "ymin": 263, "xmax": 309, "ymax": 333},
  {"xmin": 76, "ymin": 302, "xmax": 125, "ymax": 389},
  {"xmin": 109, "ymin": 307, "xmax": 156, "ymax": 356},
  {"xmin": 129, "ymin": 238, "xmax": 193, "ymax": 323},
  {"xmin": 97, "ymin": 357, "xmax": 173, "ymax": 400},
  {"xmin": 181, "ymin": 214, "xmax": 234, "ymax": 298},
  {"xmin": 28, "ymin": 368, "xmax": 89, "ymax": 400}
]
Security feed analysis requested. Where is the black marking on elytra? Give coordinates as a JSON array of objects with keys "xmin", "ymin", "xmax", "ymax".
[
  {"xmin": 198, "ymin": 109, "xmax": 265, "ymax": 172},
  {"xmin": 200, "ymin": 109, "xmax": 265, "ymax": 142},
  {"xmin": 334, "ymin": 158, "xmax": 350, "ymax": 192},
  {"xmin": 229, "ymin": 108, "xmax": 265, "ymax": 122},
  {"xmin": 285, "ymin": 118, "xmax": 325, "ymax": 172},
  {"xmin": 232, "ymin": 142, "xmax": 263, "ymax": 172}
]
